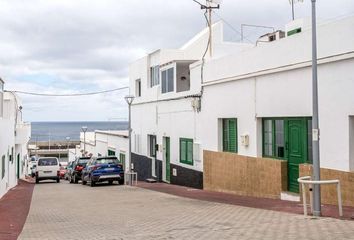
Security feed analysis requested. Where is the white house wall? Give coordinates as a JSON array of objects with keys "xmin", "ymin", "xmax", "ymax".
[
  {"xmin": 198, "ymin": 16, "xmax": 354, "ymax": 172},
  {"xmin": 132, "ymin": 98, "xmax": 201, "ymax": 172}
]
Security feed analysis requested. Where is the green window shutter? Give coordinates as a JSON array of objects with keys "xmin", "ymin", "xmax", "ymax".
[
  {"xmin": 180, "ymin": 139, "xmax": 186, "ymax": 162},
  {"xmin": 187, "ymin": 140, "xmax": 193, "ymax": 164},
  {"xmin": 223, "ymin": 119, "xmax": 229, "ymax": 152},
  {"xmin": 228, "ymin": 119, "xmax": 237, "ymax": 153},
  {"xmin": 223, "ymin": 119, "xmax": 237, "ymax": 153},
  {"xmin": 180, "ymin": 138, "xmax": 193, "ymax": 165}
]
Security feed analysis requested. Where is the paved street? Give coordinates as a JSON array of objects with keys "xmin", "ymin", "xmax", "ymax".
[{"xmin": 19, "ymin": 181, "xmax": 354, "ymax": 240}]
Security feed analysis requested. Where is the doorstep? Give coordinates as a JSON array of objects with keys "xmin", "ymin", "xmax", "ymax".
[{"xmin": 281, "ymin": 191, "xmax": 300, "ymax": 202}]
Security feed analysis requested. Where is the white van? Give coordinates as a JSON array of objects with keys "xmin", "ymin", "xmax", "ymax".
[{"xmin": 36, "ymin": 157, "xmax": 60, "ymax": 183}]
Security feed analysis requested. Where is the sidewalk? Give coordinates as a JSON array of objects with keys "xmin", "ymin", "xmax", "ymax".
[
  {"xmin": 137, "ymin": 181, "xmax": 354, "ymax": 220},
  {"xmin": 0, "ymin": 180, "xmax": 35, "ymax": 240}
]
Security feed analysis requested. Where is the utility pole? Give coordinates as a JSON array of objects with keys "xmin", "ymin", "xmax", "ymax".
[
  {"xmin": 208, "ymin": 2, "xmax": 212, "ymax": 57},
  {"xmin": 311, "ymin": 0, "xmax": 321, "ymax": 217},
  {"xmin": 291, "ymin": 0, "xmax": 295, "ymax": 20},
  {"xmin": 197, "ymin": 1, "xmax": 221, "ymax": 58}
]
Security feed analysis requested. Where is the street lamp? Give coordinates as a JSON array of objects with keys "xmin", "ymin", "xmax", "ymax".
[
  {"xmin": 125, "ymin": 95, "xmax": 135, "ymax": 185},
  {"xmin": 66, "ymin": 137, "xmax": 70, "ymax": 150},
  {"xmin": 58, "ymin": 144, "xmax": 62, "ymax": 161},
  {"xmin": 310, "ymin": 0, "xmax": 321, "ymax": 217},
  {"xmin": 81, "ymin": 126, "xmax": 88, "ymax": 156}
]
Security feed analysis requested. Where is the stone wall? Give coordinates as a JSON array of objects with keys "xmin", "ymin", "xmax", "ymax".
[
  {"xmin": 299, "ymin": 164, "xmax": 354, "ymax": 207},
  {"xmin": 203, "ymin": 150, "xmax": 288, "ymax": 199}
]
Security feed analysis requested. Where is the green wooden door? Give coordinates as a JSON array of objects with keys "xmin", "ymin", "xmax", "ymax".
[
  {"xmin": 165, "ymin": 137, "xmax": 170, "ymax": 182},
  {"xmin": 17, "ymin": 154, "xmax": 20, "ymax": 179},
  {"xmin": 287, "ymin": 119, "xmax": 307, "ymax": 193}
]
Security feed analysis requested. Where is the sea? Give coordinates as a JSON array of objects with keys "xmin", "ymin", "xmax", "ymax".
[{"xmin": 31, "ymin": 121, "xmax": 128, "ymax": 142}]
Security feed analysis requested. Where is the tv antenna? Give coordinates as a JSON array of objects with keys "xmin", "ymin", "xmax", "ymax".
[{"xmin": 289, "ymin": 0, "xmax": 304, "ymax": 20}]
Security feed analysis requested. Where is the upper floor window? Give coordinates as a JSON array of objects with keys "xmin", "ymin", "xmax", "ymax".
[
  {"xmin": 161, "ymin": 67, "xmax": 174, "ymax": 94},
  {"xmin": 150, "ymin": 66, "xmax": 160, "ymax": 87},
  {"xmin": 135, "ymin": 79, "xmax": 141, "ymax": 97}
]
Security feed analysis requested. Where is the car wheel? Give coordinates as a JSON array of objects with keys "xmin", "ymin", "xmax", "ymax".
[
  {"xmin": 108, "ymin": 180, "xmax": 113, "ymax": 185},
  {"xmin": 118, "ymin": 179, "xmax": 124, "ymax": 185},
  {"xmin": 82, "ymin": 180, "xmax": 87, "ymax": 185},
  {"xmin": 57, "ymin": 178, "xmax": 60, "ymax": 183},
  {"xmin": 74, "ymin": 175, "xmax": 79, "ymax": 184},
  {"xmin": 90, "ymin": 178, "xmax": 95, "ymax": 187}
]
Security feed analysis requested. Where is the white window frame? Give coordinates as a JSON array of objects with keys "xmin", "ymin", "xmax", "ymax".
[
  {"xmin": 150, "ymin": 65, "xmax": 160, "ymax": 87},
  {"xmin": 161, "ymin": 63, "xmax": 175, "ymax": 94}
]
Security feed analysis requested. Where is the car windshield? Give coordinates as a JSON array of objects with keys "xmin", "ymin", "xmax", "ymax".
[
  {"xmin": 78, "ymin": 159, "xmax": 89, "ymax": 165},
  {"xmin": 38, "ymin": 158, "xmax": 58, "ymax": 166},
  {"xmin": 96, "ymin": 158, "xmax": 118, "ymax": 164}
]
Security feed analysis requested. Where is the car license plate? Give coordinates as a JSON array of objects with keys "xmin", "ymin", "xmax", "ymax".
[
  {"xmin": 105, "ymin": 168, "xmax": 115, "ymax": 171},
  {"xmin": 44, "ymin": 171, "xmax": 52, "ymax": 173}
]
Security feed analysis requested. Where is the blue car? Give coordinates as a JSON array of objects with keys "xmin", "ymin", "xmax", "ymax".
[{"xmin": 81, "ymin": 156, "xmax": 124, "ymax": 187}]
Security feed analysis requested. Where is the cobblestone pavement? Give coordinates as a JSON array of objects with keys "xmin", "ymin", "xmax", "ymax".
[{"xmin": 19, "ymin": 181, "xmax": 354, "ymax": 240}]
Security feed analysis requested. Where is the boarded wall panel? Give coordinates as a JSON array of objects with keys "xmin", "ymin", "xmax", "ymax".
[
  {"xmin": 300, "ymin": 164, "xmax": 354, "ymax": 207},
  {"xmin": 203, "ymin": 150, "xmax": 287, "ymax": 199}
]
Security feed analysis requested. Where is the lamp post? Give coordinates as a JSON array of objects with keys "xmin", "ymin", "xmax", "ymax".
[
  {"xmin": 81, "ymin": 126, "xmax": 88, "ymax": 156},
  {"xmin": 58, "ymin": 144, "xmax": 62, "ymax": 161},
  {"xmin": 311, "ymin": 0, "xmax": 321, "ymax": 217},
  {"xmin": 125, "ymin": 95, "xmax": 135, "ymax": 185},
  {"xmin": 66, "ymin": 137, "xmax": 70, "ymax": 150}
]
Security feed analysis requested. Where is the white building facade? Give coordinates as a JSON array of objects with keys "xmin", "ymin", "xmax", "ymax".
[
  {"xmin": 0, "ymin": 79, "xmax": 31, "ymax": 199},
  {"xmin": 130, "ymin": 16, "xmax": 354, "ymax": 193},
  {"xmin": 77, "ymin": 130, "xmax": 129, "ymax": 169}
]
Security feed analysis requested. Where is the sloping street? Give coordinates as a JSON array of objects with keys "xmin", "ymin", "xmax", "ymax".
[{"xmin": 18, "ymin": 181, "xmax": 354, "ymax": 240}]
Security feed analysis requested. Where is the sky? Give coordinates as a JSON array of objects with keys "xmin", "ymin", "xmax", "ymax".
[{"xmin": 1, "ymin": 0, "xmax": 354, "ymax": 122}]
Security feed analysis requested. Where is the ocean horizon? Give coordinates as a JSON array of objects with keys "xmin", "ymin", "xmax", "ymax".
[{"xmin": 31, "ymin": 121, "xmax": 128, "ymax": 142}]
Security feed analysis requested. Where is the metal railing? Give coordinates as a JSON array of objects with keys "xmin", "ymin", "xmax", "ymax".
[{"xmin": 298, "ymin": 176, "xmax": 343, "ymax": 217}]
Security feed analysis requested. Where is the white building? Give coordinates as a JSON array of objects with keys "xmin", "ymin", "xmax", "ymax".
[
  {"xmin": 0, "ymin": 79, "xmax": 31, "ymax": 199},
  {"xmin": 129, "ymin": 14, "xmax": 354, "ymax": 201},
  {"xmin": 77, "ymin": 130, "xmax": 128, "ymax": 169}
]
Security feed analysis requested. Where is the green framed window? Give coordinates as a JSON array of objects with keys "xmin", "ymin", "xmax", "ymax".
[
  {"xmin": 263, "ymin": 119, "xmax": 286, "ymax": 159},
  {"xmin": 222, "ymin": 118, "xmax": 238, "ymax": 153},
  {"xmin": 180, "ymin": 138, "xmax": 193, "ymax": 165},
  {"xmin": 1, "ymin": 155, "xmax": 5, "ymax": 179},
  {"xmin": 262, "ymin": 118, "xmax": 312, "ymax": 161},
  {"xmin": 108, "ymin": 149, "xmax": 116, "ymax": 156}
]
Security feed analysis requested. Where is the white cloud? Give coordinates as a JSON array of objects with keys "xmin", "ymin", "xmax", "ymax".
[{"xmin": 0, "ymin": 0, "xmax": 353, "ymax": 121}]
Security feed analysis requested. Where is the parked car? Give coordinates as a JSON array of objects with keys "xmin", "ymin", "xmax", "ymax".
[
  {"xmin": 65, "ymin": 161, "xmax": 74, "ymax": 180},
  {"xmin": 82, "ymin": 156, "xmax": 124, "ymax": 187},
  {"xmin": 59, "ymin": 162, "xmax": 68, "ymax": 179},
  {"xmin": 29, "ymin": 156, "xmax": 37, "ymax": 177},
  {"xmin": 68, "ymin": 157, "xmax": 91, "ymax": 184},
  {"xmin": 35, "ymin": 157, "xmax": 60, "ymax": 183}
]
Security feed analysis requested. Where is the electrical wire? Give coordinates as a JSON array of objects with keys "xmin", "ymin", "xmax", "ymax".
[
  {"xmin": 192, "ymin": 0, "xmax": 204, "ymax": 7},
  {"xmin": 5, "ymin": 86, "xmax": 129, "ymax": 97},
  {"xmin": 212, "ymin": 10, "xmax": 254, "ymax": 43}
]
